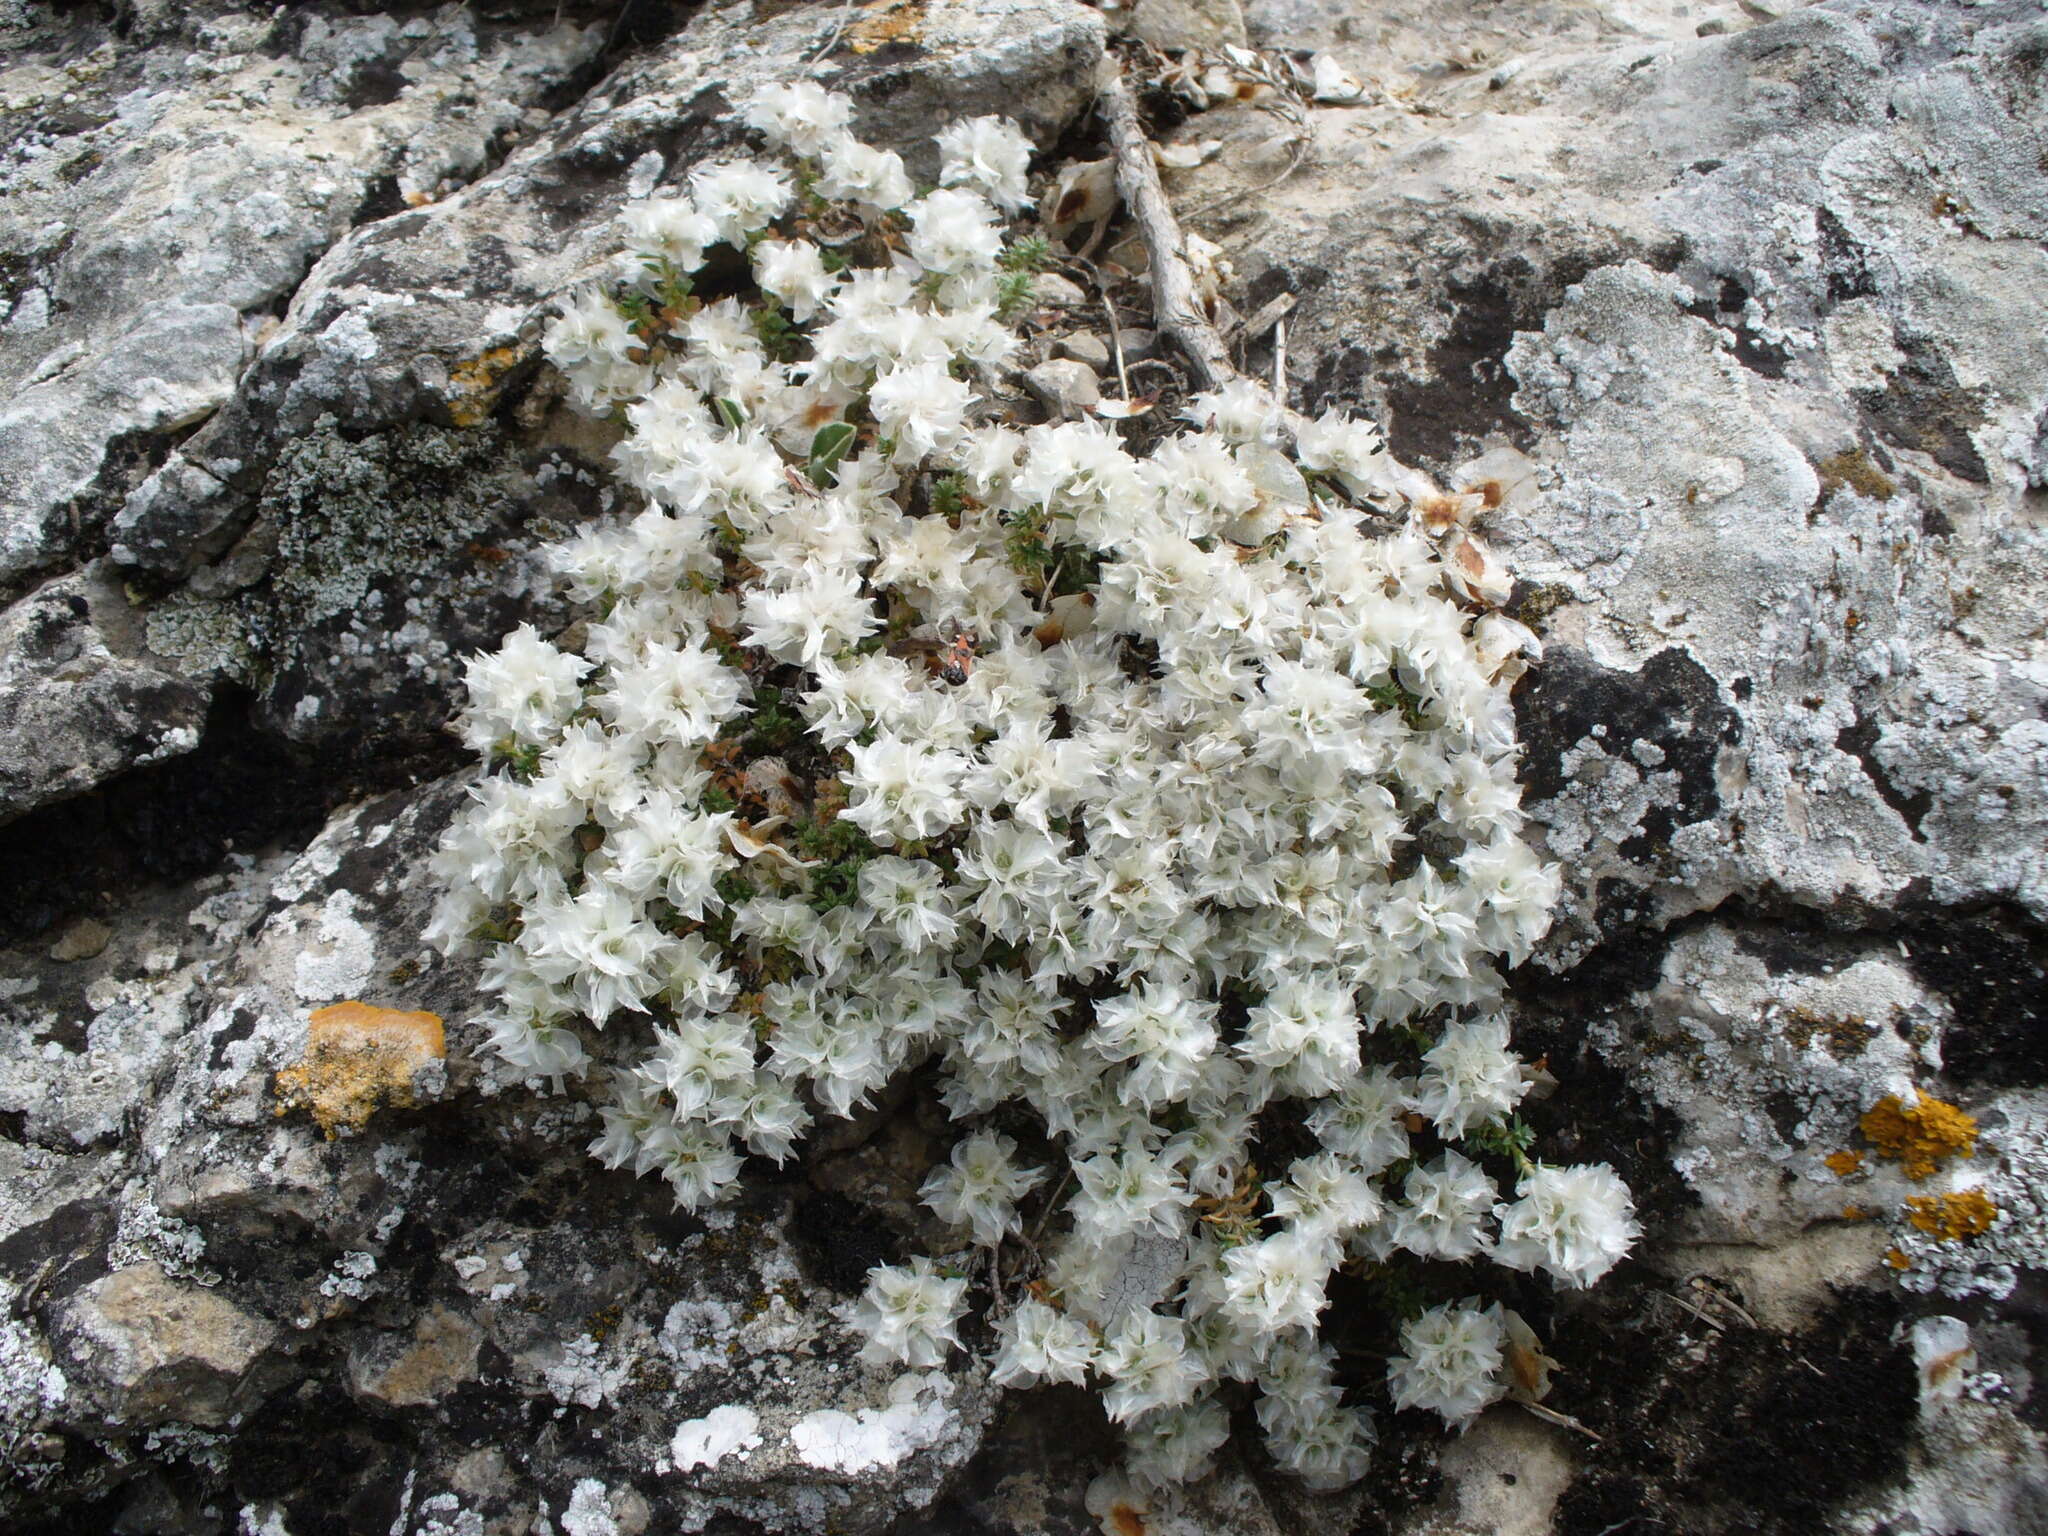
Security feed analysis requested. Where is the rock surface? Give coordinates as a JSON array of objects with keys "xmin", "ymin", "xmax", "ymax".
[{"xmin": 1, "ymin": 0, "xmax": 2045, "ymax": 1532}]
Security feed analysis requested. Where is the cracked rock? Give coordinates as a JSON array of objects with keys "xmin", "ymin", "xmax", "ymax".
[{"xmin": 53, "ymin": 1263, "xmax": 278, "ymax": 1429}]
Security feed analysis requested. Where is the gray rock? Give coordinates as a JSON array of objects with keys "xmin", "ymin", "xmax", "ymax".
[
  {"xmin": 1054, "ymin": 331, "xmax": 1113, "ymax": 369},
  {"xmin": 0, "ymin": 4, "xmax": 610, "ymax": 590},
  {"xmin": 2, "ymin": 0, "xmax": 2045, "ymax": 1529},
  {"xmin": 1127, "ymin": 0, "xmax": 1250, "ymax": 54},
  {"xmin": 53, "ymin": 1262, "xmax": 277, "ymax": 1429},
  {"xmin": 1024, "ymin": 357, "xmax": 1103, "ymax": 419},
  {"xmin": 1031, "ymin": 271, "xmax": 1090, "ymax": 308},
  {"xmin": 0, "ymin": 568, "xmax": 209, "ymax": 824},
  {"xmin": 1179, "ymin": 0, "xmax": 2048, "ymax": 960},
  {"xmin": 111, "ymin": 0, "xmax": 1107, "ymax": 584},
  {"xmin": 346, "ymin": 1304, "xmax": 482, "ymax": 1409}
]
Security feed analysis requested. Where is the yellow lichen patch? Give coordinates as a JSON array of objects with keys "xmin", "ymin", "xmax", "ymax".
[
  {"xmin": 847, "ymin": 0, "xmax": 926, "ymax": 53},
  {"xmin": 445, "ymin": 345, "xmax": 526, "ymax": 428},
  {"xmin": 1841, "ymin": 1204, "xmax": 1871, "ymax": 1221},
  {"xmin": 1904, "ymin": 1190, "xmax": 1998, "ymax": 1243},
  {"xmin": 1824, "ymin": 1149, "xmax": 1865, "ymax": 1178},
  {"xmin": 275, "ymin": 1001, "xmax": 445, "ymax": 1138},
  {"xmin": 1884, "ymin": 1247, "xmax": 1911, "ymax": 1271},
  {"xmin": 1859, "ymin": 1092, "xmax": 1977, "ymax": 1180}
]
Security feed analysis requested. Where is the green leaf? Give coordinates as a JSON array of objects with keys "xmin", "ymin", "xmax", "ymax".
[
  {"xmin": 807, "ymin": 421, "xmax": 858, "ymax": 486},
  {"xmin": 713, "ymin": 397, "xmax": 747, "ymax": 432}
]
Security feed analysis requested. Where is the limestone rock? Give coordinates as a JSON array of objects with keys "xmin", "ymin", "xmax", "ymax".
[
  {"xmin": 0, "ymin": 3, "xmax": 611, "ymax": 590},
  {"xmin": 1169, "ymin": 0, "xmax": 2048, "ymax": 960},
  {"xmin": 1023, "ymin": 357, "xmax": 1103, "ymax": 419},
  {"xmin": 345, "ymin": 1304, "xmax": 482, "ymax": 1409},
  {"xmin": 1127, "ymin": 0, "xmax": 1249, "ymax": 54},
  {"xmin": 0, "ymin": 0, "xmax": 2043, "ymax": 1531},
  {"xmin": 54, "ymin": 1263, "xmax": 277, "ymax": 1428},
  {"xmin": 0, "ymin": 569, "xmax": 209, "ymax": 824}
]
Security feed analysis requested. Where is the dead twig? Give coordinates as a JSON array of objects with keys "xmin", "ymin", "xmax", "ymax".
[
  {"xmin": 1660, "ymin": 1287, "xmax": 1726, "ymax": 1333},
  {"xmin": 804, "ymin": 0, "xmax": 857, "ymax": 70},
  {"xmin": 1096, "ymin": 68, "xmax": 1328, "ymax": 451},
  {"xmin": 1517, "ymin": 1399, "xmax": 1605, "ymax": 1443},
  {"xmin": 1098, "ymin": 70, "xmax": 1237, "ymax": 395}
]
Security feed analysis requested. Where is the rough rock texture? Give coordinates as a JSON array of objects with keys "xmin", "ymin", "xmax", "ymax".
[{"xmin": 2, "ymin": 0, "xmax": 2046, "ymax": 1532}]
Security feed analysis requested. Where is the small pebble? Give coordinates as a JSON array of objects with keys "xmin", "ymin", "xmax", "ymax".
[
  {"xmin": 48, "ymin": 917, "xmax": 112, "ymax": 964},
  {"xmin": 1023, "ymin": 359, "xmax": 1101, "ymax": 420},
  {"xmin": 1031, "ymin": 271, "xmax": 1087, "ymax": 308},
  {"xmin": 1054, "ymin": 332, "xmax": 1112, "ymax": 369}
]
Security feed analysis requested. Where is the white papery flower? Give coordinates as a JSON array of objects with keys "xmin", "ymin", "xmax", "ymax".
[
  {"xmin": 1090, "ymin": 980, "xmax": 1219, "ymax": 1108},
  {"xmin": 1387, "ymin": 1299, "xmax": 1507, "ymax": 1428},
  {"xmin": 690, "ymin": 159, "xmax": 792, "ymax": 242},
  {"xmin": 990, "ymin": 1295, "xmax": 1094, "ymax": 1386},
  {"xmin": 858, "ymin": 856, "xmax": 960, "ymax": 953},
  {"xmin": 738, "ymin": 81, "xmax": 853, "ymax": 156},
  {"xmin": 1264, "ymin": 1393, "xmax": 1376, "ymax": 1491},
  {"xmin": 842, "ymin": 733, "xmax": 969, "ymax": 844},
  {"xmin": 906, "ymin": 188, "xmax": 1004, "ymax": 274},
  {"xmin": 851, "ymin": 1257, "xmax": 968, "ymax": 1368},
  {"xmin": 620, "ymin": 193, "xmax": 718, "ymax": 271},
  {"xmin": 1098, "ymin": 1311, "xmax": 1205, "ymax": 1423},
  {"xmin": 936, "ymin": 115, "xmax": 1034, "ymax": 211},
  {"xmin": 1390, "ymin": 1151, "xmax": 1497, "ymax": 1261},
  {"xmin": 1412, "ymin": 1015, "xmax": 1528, "ymax": 1138},
  {"xmin": 1221, "ymin": 1228, "xmax": 1333, "ymax": 1338},
  {"xmin": 458, "ymin": 624, "xmax": 592, "ymax": 752},
  {"xmin": 869, "ymin": 358, "xmax": 974, "ymax": 462},
  {"xmin": 920, "ymin": 1129, "xmax": 1044, "ymax": 1246},
  {"xmin": 740, "ymin": 566, "xmax": 880, "ymax": 665},
  {"xmin": 1125, "ymin": 1395, "xmax": 1232, "ymax": 1487},
  {"xmin": 753, "ymin": 238, "xmax": 840, "ymax": 322},
  {"xmin": 1492, "ymin": 1162, "xmax": 1640, "ymax": 1287},
  {"xmin": 816, "ymin": 135, "xmax": 913, "ymax": 210}
]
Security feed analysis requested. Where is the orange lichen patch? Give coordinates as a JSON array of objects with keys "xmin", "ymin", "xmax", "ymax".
[
  {"xmin": 446, "ymin": 345, "xmax": 526, "ymax": 428},
  {"xmin": 1824, "ymin": 1149, "xmax": 1865, "ymax": 1178},
  {"xmin": 1859, "ymin": 1093, "xmax": 1977, "ymax": 1180},
  {"xmin": 1904, "ymin": 1190, "xmax": 1999, "ymax": 1243},
  {"xmin": 846, "ymin": 0, "xmax": 925, "ymax": 53},
  {"xmin": 1884, "ymin": 1247, "xmax": 1912, "ymax": 1271},
  {"xmin": 1841, "ymin": 1204, "xmax": 1871, "ymax": 1221},
  {"xmin": 275, "ymin": 1001, "xmax": 445, "ymax": 1138}
]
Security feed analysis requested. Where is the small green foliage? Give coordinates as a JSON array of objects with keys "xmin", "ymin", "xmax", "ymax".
[
  {"xmin": 614, "ymin": 288, "xmax": 658, "ymax": 335},
  {"xmin": 745, "ymin": 685, "xmax": 804, "ymax": 753},
  {"xmin": 930, "ymin": 473, "xmax": 970, "ymax": 518},
  {"xmin": 753, "ymin": 304, "xmax": 802, "ymax": 363},
  {"xmin": 1466, "ymin": 1114, "xmax": 1538, "ymax": 1173},
  {"xmin": 794, "ymin": 813, "xmax": 878, "ymax": 913},
  {"xmin": 1349, "ymin": 1259, "xmax": 1433, "ymax": 1324},
  {"xmin": 791, "ymin": 813, "xmax": 876, "ymax": 864},
  {"xmin": 1000, "ymin": 234, "xmax": 1050, "ymax": 274},
  {"xmin": 701, "ymin": 785, "xmax": 738, "ymax": 815},
  {"xmin": 1003, "ymin": 505, "xmax": 1057, "ymax": 577},
  {"xmin": 494, "ymin": 739, "xmax": 544, "ymax": 781},
  {"xmin": 1364, "ymin": 680, "xmax": 1432, "ymax": 732},
  {"xmin": 995, "ymin": 235, "xmax": 1051, "ymax": 321},
  {"xmin": 713, "ymin": 397, "xmax": 748, "ymax": 433},
  {"xmin": 640, "ymin": 255, "xmax": 695, "ymax": 315},
  {"xmin": 715, "ymin": 870, "xmax": 757, "ymax": 910}
]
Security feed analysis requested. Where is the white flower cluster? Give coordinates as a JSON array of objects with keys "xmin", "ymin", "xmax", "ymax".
[{"xmin": 428, "ymin": 82, "xmax": 1639, "ymax": 1488}]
